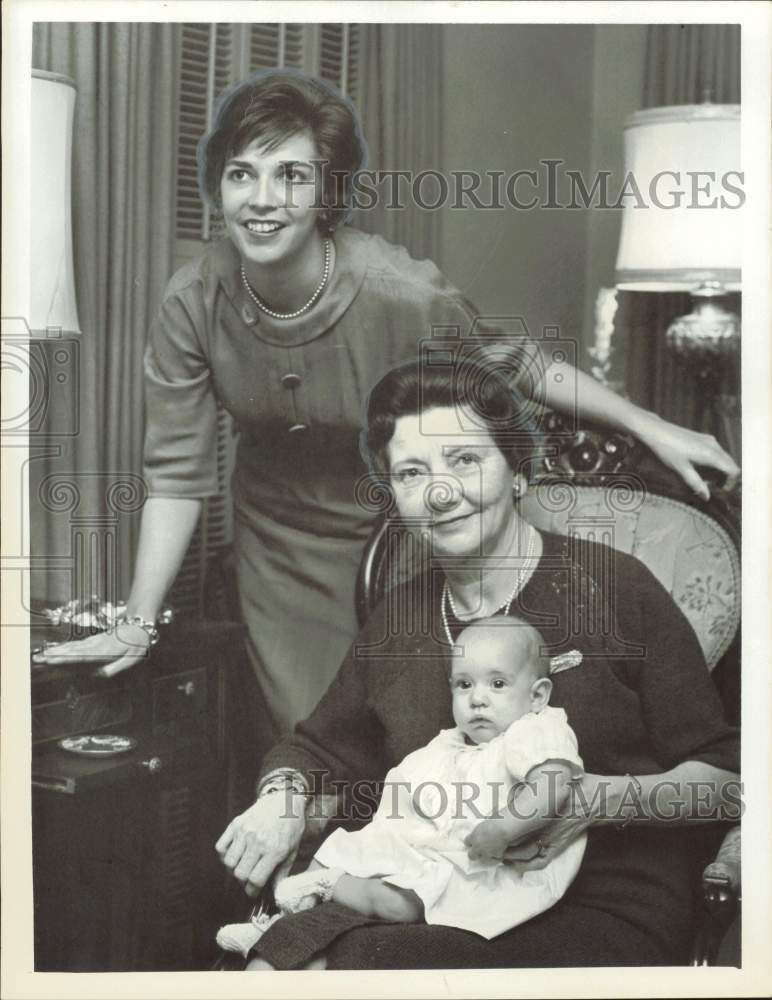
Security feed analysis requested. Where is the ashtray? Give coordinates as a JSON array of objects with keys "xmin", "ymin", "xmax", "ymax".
[{"xmin": 58, "ymin": 734, "xmax": 137, "ymax": 757}]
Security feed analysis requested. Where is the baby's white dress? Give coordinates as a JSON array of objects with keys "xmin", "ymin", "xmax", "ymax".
[{"xmin": 314, "ymin": 706, "xmax": 585, "ymax": 939}]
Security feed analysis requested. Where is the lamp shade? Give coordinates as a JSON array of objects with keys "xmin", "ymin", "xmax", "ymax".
[
  {"xmin": 30, "ymin": 70, "xmax": 81, "ymax": 335},
  {"xmin": 614, "ymin": 104, "xmax": 741, "ymax": 292}
]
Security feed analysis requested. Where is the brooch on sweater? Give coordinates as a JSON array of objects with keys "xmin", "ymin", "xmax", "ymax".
[{"xmin": 549, "ymin": 650, "xmax": 583, "ymax": 675}]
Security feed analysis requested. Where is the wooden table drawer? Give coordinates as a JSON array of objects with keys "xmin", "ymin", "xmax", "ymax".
[
  {"xmin": 33, "ymin": 685, "xmax": 134, "ymax": 745},
  {"xmin": 152, "ymin": 668, "xmax": 207, "ymax": 726}
]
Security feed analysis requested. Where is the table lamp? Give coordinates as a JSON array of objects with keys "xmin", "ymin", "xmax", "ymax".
[
  {"xmin": 30, "ymin": 70, "xmax": 81, "ymax": 337},
  {"xmin": 614, "ymin": 102, "xmax": 741, "ymax": 454}
]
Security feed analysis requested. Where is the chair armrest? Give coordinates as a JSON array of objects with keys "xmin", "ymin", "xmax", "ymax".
[
  {"xmin": 691, "ymin": 824, "xmax": 741, "ymax": 966},
  {"xmin": 703, "ymin": 824, "xmax": 741, "ymax": 903}
]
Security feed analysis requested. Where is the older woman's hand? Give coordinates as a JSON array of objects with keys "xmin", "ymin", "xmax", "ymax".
[
  {"xmin": 501, "ymin": 811, "xmax": 595, "ymax": 872},
  {"xmin": 633, "ymin": 411, "xmax": 740, "ymax": 500},
  {"xmin": 32, "ymin": 623, "xmax": 153, "ymax": 678},
  {"xmin": 216, "ymin": 790, "xmax": 307, "ymax": 898},
  {"xmin": 468, "ymin": 771, "xmax": 605, "ymax": 870}
]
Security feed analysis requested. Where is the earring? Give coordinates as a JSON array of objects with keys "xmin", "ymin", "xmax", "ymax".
[
  {"xmin": 512, "ymin": 478, "xmax": 525, "ymax": 499},
  {"xmin": 319, "ymin": 209, "xmax": 337, "ymax": 235}
]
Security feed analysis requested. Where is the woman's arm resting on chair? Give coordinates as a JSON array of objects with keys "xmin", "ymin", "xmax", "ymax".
[
  {"xmin": 490, "ymin": 763, "xmax": 741, "ymax": 869},
  {"xmin": 32, "ymin": 497, "xmax": 202, "ymax": 675},
  {"xmin": 596, "ymin": 762, "xmax": 742, "ymax": 828},
  {"xmin": 533, "ymin": 349, "xmax": 740, "ymax": 499}
]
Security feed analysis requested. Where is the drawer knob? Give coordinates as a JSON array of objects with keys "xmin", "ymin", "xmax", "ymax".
[
  {"xmin": 141, "ymin": 756, "xmax": 163, "ymax": 773},
  {"xmin": 176, "ymin": 681, "xmax": 196, "ymax": 697}
]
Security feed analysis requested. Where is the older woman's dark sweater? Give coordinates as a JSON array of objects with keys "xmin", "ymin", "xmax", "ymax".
[{"xmin": 258, "ymin": 531, "xmax": 739, "ymax": 967}]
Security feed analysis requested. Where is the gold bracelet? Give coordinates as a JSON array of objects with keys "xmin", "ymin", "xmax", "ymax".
[{"xmin": 120, "ymin": 615, "xmax": 160, "ymax": 646}]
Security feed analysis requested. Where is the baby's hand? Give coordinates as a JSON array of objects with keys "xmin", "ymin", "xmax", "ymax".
[{"xmin": 464, "ymin": 817, "xmax": 512, "ymax": 862}]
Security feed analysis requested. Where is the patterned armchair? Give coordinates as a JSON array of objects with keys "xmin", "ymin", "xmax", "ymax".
[{"xmin": 357, "ymin": 411, "xmax": 741, "ymax": 966}]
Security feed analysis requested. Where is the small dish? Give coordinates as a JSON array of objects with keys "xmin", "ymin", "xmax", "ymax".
[{"xmin": 58, "ymin": 734, "xmax": 137, "ymax": 757}]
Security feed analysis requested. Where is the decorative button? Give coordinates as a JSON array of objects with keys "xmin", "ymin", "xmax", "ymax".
[
  {"xmin": 288, "ymin": 423, "xmax": 308, "ymax": 433},
  {"xmin": 281, "ymin": 373, "xmax": 302, "ymax": 390}
]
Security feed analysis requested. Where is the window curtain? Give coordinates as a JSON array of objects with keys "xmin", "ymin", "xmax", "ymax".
[
  {"xmin": 352, "ymin": 24, "xmax": 444, "ymax": 264},
  {"xmin": 31, "ymin": 23, "xmax": 179, "ymax": 606},
  {"xmin": 617, "ymin": 24, "xmax": 740, "ymax": 453}
]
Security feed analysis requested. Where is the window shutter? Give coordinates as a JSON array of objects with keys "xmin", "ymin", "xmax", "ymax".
[
  {"xmin": 176, "ymin": 25, "xmax": 209, "ymax": 243},
  {"xmin": 284, "ymin": 24, "xmax": 306, "ymax": 69},
  {"xmin": 346, "ymin": 26, "xmax": 361, "ymax": 103},
  {"xmin": 248, "ymin": 23, "xmax": 281, "ymax": 70},
  {"xmin": 319, "ymin": 23, "xmax": 361, "ymax": 98},
  {"xmin": 176, "ymin": 24, "xmax": 235, "ymax": 251}
]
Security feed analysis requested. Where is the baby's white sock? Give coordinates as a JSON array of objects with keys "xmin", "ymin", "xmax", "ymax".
[
  {"xmin": 274, "ymin": 867, "xmax": 345, "ymax": 914},
  {"xmin": 216, "ymin": 911, "xmax": 282, "ymax": 957}
]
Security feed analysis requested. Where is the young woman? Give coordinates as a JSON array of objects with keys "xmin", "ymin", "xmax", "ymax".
[{"xmin": 34, "ymin": 71, "xmax": 740, "ymax": 742}]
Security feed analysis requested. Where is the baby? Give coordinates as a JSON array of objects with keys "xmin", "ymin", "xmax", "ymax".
[{"xmin": 218, "ymin": 617, "xmax": 585, "ymax": 950}]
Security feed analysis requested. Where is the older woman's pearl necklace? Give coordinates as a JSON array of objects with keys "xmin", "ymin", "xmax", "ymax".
[
  {"xmin": 240, "ymin": 238, "xmax": 331, "ymax": 320},
  {"xmin": 441, "ymin": 525, "xmax": 537, "ymax": 647}
]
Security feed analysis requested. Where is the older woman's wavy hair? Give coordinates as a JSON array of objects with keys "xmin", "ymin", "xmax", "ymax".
[
  {"xmin": 361, "ymin": 355, "xmax": 539, "ymax": 483},
  {"xmin": 197, "ymin": 69, "xmax": 367, "ymax": 233}
]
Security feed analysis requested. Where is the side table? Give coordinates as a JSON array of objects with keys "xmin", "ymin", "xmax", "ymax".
[{"xmin": 31, "ymin": 620, "xmax": 245, "ymax": 971}]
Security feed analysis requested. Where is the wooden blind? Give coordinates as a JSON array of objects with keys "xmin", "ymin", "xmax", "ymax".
[
  {"xmin": 176, "ymin": 24, "xmax": 235, "ymax": 246},
  {"xmin": 319, "ymin": 23, "xmax": 361, "ymax": 100}
]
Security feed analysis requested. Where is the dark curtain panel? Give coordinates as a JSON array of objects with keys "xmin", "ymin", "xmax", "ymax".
[
  {"xmin": 643, "ymin": 23, "xmax": 741, "ymax": 106},
  {"xmin": 31, "ymin": 23, "xmax": 179, "ymax": 605},
  {"xmin": 352, "ymin": 23, "xmax": 444, "ymax": 263},
  {"xmin": 619, "ymin": 24, "xmax": 740, "ymax": 456}
]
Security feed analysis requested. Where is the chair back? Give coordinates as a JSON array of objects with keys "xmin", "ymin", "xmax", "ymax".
[{"xmin": 517, "ymin": 482, "xmax": 739, "ymax": 670}]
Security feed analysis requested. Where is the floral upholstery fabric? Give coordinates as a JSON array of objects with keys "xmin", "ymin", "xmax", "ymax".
[{"xmin": 518, "ymin": 485, "xmax": 740, "ymax": 671}]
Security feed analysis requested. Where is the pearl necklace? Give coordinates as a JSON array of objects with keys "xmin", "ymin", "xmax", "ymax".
[
  {"xmin": 240, "ymin": 238, "xmax": 332, "ymax": 320},
  {"xmin": 441, "ymin": 525, "xmax": 538, "ymax": 647}
]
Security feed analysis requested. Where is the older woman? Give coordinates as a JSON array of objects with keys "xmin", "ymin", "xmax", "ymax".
[
  {"xmin": 34, "ymin": 70, "xmax": 739, "ymax": 742},
  {"xmin": 217, "ymin": 357, "xmax": 739, "ymax": 970}
]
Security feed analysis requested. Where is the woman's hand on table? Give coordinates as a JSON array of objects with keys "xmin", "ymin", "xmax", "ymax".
[
  {"xmin": 31, "ymin": 622, "xmax": 153, "ymax": 678},
  {"xmin": 632, "ymin": 411, "xmax": 740, "ymax": 500},
  {"xmin": 216, "ymin": 790, "xmax": 307, "ymax": 898}
]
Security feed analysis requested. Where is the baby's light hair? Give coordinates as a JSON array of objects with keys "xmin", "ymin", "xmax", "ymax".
[{"xmin": 452, "ymin": 615, "xmax": 549, "ymax": 682}]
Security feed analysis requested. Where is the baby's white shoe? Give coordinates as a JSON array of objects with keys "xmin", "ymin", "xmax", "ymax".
[
  {"xmin": 216, "ymin": 910, "xmax": 282, "ymax": 958},
  {"xmin": 274, "ymin": 867, "xmax": 345, "ymax": 914}
]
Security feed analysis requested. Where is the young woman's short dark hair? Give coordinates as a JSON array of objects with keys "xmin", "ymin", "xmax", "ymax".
[
  {"xmin": 198, "ymin": 70, "xmax": 367, "ymax": 233},
  {"xmin": 361, "ymin": 355, "xmax": 538, "ymax": 482}
]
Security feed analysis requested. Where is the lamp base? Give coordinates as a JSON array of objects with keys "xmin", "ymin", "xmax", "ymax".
[
  {"xmin": 666, "ymin": 299, "xmax": 740, "ymax": 360},
  {"xmin": 666, "ymin": 295, "xmax": 740, "ymax": 460}
]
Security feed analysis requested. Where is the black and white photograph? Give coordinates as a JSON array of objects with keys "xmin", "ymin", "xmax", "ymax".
[{"xmin": 2, "ymin": 2, "xmax": 770, "ymax": 997}]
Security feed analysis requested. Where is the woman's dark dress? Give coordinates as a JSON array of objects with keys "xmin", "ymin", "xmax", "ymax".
[{"xmin": 254, "ymin": 532, "xmax": 739, "ymax": 968}]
